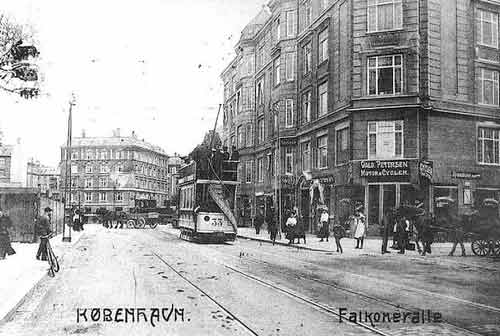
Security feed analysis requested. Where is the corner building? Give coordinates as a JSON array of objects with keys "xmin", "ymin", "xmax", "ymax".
[{"xmin": 222, "ymin": 0, "xmax": 500, "ymax": 234}]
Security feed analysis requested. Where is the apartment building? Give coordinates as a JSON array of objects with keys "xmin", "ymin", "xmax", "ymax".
[{"xmin": 222, "ymin": 0, "xmax": 500, "ymax": 233}]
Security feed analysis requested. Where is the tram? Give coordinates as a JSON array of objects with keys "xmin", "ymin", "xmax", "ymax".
[{"xmin": 177, "ymin": 157, "xmax": 239, "ymax": 243}]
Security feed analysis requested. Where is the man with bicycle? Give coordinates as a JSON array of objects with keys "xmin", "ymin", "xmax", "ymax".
[{"xmin": 36, "ymin": 207, "xmax": 52, "ymax": 261}]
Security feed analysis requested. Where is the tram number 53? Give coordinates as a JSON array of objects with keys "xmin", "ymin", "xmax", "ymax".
[{"xmin": 211, "ymin": 218, "xmax": 223, "ymax": 227}]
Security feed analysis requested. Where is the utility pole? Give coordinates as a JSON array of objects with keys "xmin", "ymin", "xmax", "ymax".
[
  {"xmin": 62, "ymin": 94, "xmax": 76, "ymax": 242},
  {"xmin": 272, "ymin": 102, "xmax": 282, "ymax": 239}
]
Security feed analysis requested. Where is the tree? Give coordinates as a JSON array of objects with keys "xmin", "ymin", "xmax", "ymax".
[{"xmin": 0, "ymin": 14, "xmax": 40, "ymax": 99}]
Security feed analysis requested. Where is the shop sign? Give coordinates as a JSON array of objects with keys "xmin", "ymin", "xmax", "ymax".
[
  {"xmin": 419, "ymin": 160, "xmax": 433, "ymax": 181},
  {"xmin": 299, "ymin": 176, "xmax": 335, "ymax": 189},
  {"xmin": 178, "ymin": 174, "xmax": 195, "ymax": 185},
  {"xmin": 451, "ymin": 171, "xmax": 481, "ymax": 180},
  {"xmin": 280, "ymin": 137, "xmax": 297, "ymax": 146},
  {"xmin": 360, "ymin": 160, "xmax": 410, "ymax": 182}
]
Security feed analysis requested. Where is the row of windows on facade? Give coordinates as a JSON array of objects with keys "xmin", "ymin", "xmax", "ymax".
[
  {"xmin": 68, "ymin": 149, "xmax": 168, "ymax": 166},
  {"xmin": 225, "ymin": 2, "xmax": 500, "ymax": 101},
  {"xmin": 227, "ymin": 56, "xmax": 500, "ymax": 144},
  {"xmin": 240, "ymin": 122, "xmax": 500, "ymax": 183},
  {"xmin": 70, "ymin": 163, "xmax": 171, "ymax": 178},
  {"xmin": 69, "ymin": 177, "xmax": 168, "ymax": 191},
  {"xmin": 71, "ymin": 192, "xmax": 165, "ymax": 203}
]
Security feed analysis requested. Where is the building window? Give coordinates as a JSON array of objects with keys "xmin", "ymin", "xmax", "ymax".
[
  {"xmin": 318, "ymin": 81, "xmax": 328, "ymax": 116},
  {"xmin": 367, "ymin": 0, "xmax": 402, "ymax": 32},
  {"xmin": 256, "ymin": 78, "xmax": 264, "ymax": 106},
  {"xmin": 258, "ymin": 118, "xmax": 265, "ymax": 144},
  {"xmin": 285, "ymin": 52, "xmax": 295, "ymax": 81},
  {"xmin": 85, "ymin": 165, "xmax": 92, "ymax": 174},
  {"xmin": 336, "ymin": 127, "xmax": 350, "ymax": 165},
  {"xmin": 318, "ymin": 28, "xmax": 329, "ymax": 64},
  {"xmin": 286, "ymin": 10, "xmax": 296, "ymax": 37},
  {"xmin": 274, "ymin": 57, "xmax": 281, "ymax": 86},
  {"xmin": 317, "ymin": 135, "xmax": 328, "ymax": 169},
  {"xmin": 275, "ymin": 18, "xmax": 281, "ymax": 42},
  {"xmin": 85, "ymin": 192, "xmax": 92, "ymax": 202},
  {"xmin": 304, "ymin": 1, "xmax": 312, "ymax": 28},
  {"xmin": 477, "ymin": 127, "xmax": 500, "ymax": 165},
  {"xmin": 302, "ymin": 91, "xmax": 311, "ymax": 124},
  {"xmin": 86, "ymin": 151, "xmax": 93, "ymax": 160},
  {"xmin": 245, "ymin": 160, "xmax": 253, "ymax": 183},
  {"xmin": 368, "ymin": 55, "xmax": 402, "ymax": 95},
  {"xmin": 246, "ymin": 124, "xmax": 253, "ymax": 146},
  {"xmin": 237, "ymin": 125, "xmax": 244, "ymax": 148},
  {"xmin": 477, "ymin": 10, "xmax": 498, "ymax": 48},
  {"xmin": 478, "ymin": 68, "xmax": 499, "ymax": 106},
  {"xmin": 71, "ymin": 151, "xmax": 78, "ymax": 160},
  {"xmin": 257, "ymin": 157, "xmax": 265, "ymax": 182},
  {"xmin": 99, "ymin": 177, "xmax": 107, "ymax": 188},
  {"xmin": 367, "ymin": 120, "xmax": 403, "ymax": 159},
  {"xmin": 285, "ymin": 99, "xmax": 294, "ymax": 128},
  {"xmin": 285, "ymin": 147, "xmax": 294, "ymax": 175},
  {"xmin": 257, "ymin": 46, "xmax": 264, "ymax": 69},
  {"xmin": 100, "ymin": 165, "xmax": 107, "ymax": 173},
  {"xmin": 303, "ymin": 42, "xmax": 312, "ymax": 75},
  {"xmin": 99, "ymin": 192, "xmax": 107, "ymax": 203},
  {"xmin": 100, "ymin": 151, "xmax": 107, "ymax": 160},
  {"xmin": 301, "ymin": 142, "xmax": 311, "ymax": 171},
  {"xmin": 85, "ymin": 178, "xmax": 93, "ymax": 188},
  {"xmin": 71, "ymin": 165, "xmax": 78, "ymax": 174},
  {"xmin": 115, "ymin": 192, "xmax": 123, "ymax": 201},
  {"xmin": 236, "ymin": 89, "xmax": 241, "ymax": 113}
]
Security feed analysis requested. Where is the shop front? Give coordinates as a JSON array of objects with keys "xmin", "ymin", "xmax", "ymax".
[{"xmin": 360, "ymin": 159, "xmax": 422, "ymax": 230}]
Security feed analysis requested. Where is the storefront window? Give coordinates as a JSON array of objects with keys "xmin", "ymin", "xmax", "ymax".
[{"xmin": 434, "ymin": 186, "xmax": 458, "ymax": 221}]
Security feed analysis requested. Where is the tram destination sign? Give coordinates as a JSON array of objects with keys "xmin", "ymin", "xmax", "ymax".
[{"xmin": 360, "ymin": 160, "xmax": 410, "ymax": 182}]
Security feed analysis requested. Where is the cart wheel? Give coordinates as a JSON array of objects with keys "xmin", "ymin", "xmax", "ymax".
[
  {"xmin": 127, "ymin": 220, "xmax": 135, "ymax": 229},
  {"xmin": 134, "ymin": 217, "xmax": 146, "ymax": 229},
  {"xmin": 150, "ymin": 221, "xmax": 159, "ymax": 229},
  {"xmin": 471, "ymin": 239, "xmax": 490, "ymax": 256},
  {"xmin": 492, "ymin": 240, "xmax": 500, "ymax": 256}
]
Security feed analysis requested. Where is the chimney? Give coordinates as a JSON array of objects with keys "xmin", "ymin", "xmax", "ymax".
[
  {"xmin": 131, "ymin": 130, "xmax": 137, "ymax": 138},
  {"xmin": 116, "ymin": 128, "xmax": 121, "ymax": 137},
  {"xmin": 81, "ymin": 129, "xmax": 86, "ymax": 138}
]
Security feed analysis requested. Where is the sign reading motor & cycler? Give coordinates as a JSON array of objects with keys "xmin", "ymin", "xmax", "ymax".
[{"xmin": 360, "ymin": 160, "xmax": 411, "ymax": 182}]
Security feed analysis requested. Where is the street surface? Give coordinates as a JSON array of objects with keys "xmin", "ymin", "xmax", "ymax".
[{"xmin": 1, "ymin": 225, "xmax": 499, "ymax": 336}]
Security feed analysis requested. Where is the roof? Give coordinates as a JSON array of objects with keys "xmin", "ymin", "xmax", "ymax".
[{"xmin": 63, "ymin": 136, "xmax": 167, "ymax": 155}]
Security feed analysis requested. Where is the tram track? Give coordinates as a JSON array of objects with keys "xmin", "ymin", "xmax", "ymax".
[{"xmin": 150, "ymin": 229, "xmax": 499, "ymax": 335}]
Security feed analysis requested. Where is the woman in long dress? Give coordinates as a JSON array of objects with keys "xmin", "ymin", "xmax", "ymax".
[
  {"xmin": 354, "ymin": 210, "xmax": 366, "ymax": 249},
  {"xmin": 285, "ymin": 211, "xmax": 297, "ymax": 245}
]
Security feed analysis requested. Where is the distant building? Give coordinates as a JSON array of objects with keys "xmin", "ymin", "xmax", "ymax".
[
  {"xmin": 60, "ymin": 129, "xmax": 171, "ymax": 215},
  {"xmin": 167, "ymin": 154, "xmax": 183, "ymax": 201},
  {"xmin": 0, "ymin": 131, "xmax": 22, "ymax": 187},
  {"xmin": 26, "ymin": 159, "xmax": 61, "ymax": 199}
]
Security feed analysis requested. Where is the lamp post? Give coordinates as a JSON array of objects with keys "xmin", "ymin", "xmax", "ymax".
[
  {"xmin": 272, "ymin": 101, "xmax": 282, "ymax": 239},
  {"xmin": 62, "ymin": 94, "xmax": 76, "ymax": 243}
]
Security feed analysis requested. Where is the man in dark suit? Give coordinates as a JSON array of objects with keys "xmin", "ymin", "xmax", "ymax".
[{"xmin": 36, "ymin": 207, "xmax": 52, "ymax": 260}]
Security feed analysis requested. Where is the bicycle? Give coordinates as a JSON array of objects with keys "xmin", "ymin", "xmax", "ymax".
[{"xmin": 40, "ymin": 234, "xmax": 60, "ymax": 277}]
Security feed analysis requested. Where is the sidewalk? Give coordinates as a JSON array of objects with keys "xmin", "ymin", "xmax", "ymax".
[
  {"xmin": 0, "ymin": 228, "xmax": 85, "ymax": 325},
  {"xmin": 237, "ymin": 227, "xmax": 475, "ymax": 258}
]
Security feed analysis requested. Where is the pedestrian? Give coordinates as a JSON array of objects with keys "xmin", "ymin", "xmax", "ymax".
[
  {"xmin": 332, "ymin": 220, "xmax": 345, "ymax": 253},
  {"xmin": 254, "ymin": 207, "xmax": 264, "ymax": 235},
  {"xmin": 381, "ymin": 208, "xmax": 394, "ymax": 254},
  {"xmin": 73, "ymin": 210, "xmax": 81, "ymax": 232},
  {"xmin": 266, "ymin": 207, "xmax": 278, "ymax": 244},
  {"xmin": 318, "ymin": 207, "xmax": 330, "ymax": 242},
  {"xmin": 353, "ymin": 206, "xmax": 366, "ymax": 249},
  {"xmin": 396, "ymin": 216, "xmax": 410, "ymax": 254},
  {"xmin": 0, "ymin": 209, "xmax": 16, "ymax": 260},
  {"xmin": 36, "ymin": 207, "xmax": 52, "ymax": 261},
  {"xmin": 285, "ymin": 210, "xmax": 297, "ymax": 245}
]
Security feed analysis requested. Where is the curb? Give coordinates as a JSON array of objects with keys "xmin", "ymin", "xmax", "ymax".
[
  {"xmin": 237, "ymin": 235, "xmax": 337, "ymax": 253},
  {"xmin": 0, "ymin": 231, "xmax": 85, "ymax": 327}
]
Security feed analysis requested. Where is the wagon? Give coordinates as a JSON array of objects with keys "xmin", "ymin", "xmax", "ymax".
[
  {"xmin": 126, "ymin": 199, "xmax": 161, "ymax": 229},
  {"xmin": 468, "ymin": 199, "xmax": 500, "ymax": 257}
]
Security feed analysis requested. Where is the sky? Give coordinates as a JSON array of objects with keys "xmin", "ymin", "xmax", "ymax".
[{"xmin": 0, "ymin": 0, "xmax": 267, "ymax": 166}]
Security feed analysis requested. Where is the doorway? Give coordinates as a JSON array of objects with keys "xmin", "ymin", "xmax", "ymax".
[{"xmin": 367, "ymin": 184, "xmax": 405, "ymax": 226}]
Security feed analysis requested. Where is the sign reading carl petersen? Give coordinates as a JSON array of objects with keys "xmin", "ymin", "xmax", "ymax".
[{"xmin": 360, "ymin": 160, "xmax": 411, "ymax": 182}]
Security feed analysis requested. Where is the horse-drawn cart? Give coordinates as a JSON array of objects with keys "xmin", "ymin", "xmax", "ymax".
[
  {"xmin": 126, "ymin": 199, "xmax": 161, "ymax": 229},
  {"xmin": 468, "ymin": 199, "xmax": 500, "ymax": 257}
]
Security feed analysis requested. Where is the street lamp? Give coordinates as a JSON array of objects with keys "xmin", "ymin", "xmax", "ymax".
[{"xmin": 62, "ymin": 95, "xmax": 76, "ymax": 243}]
